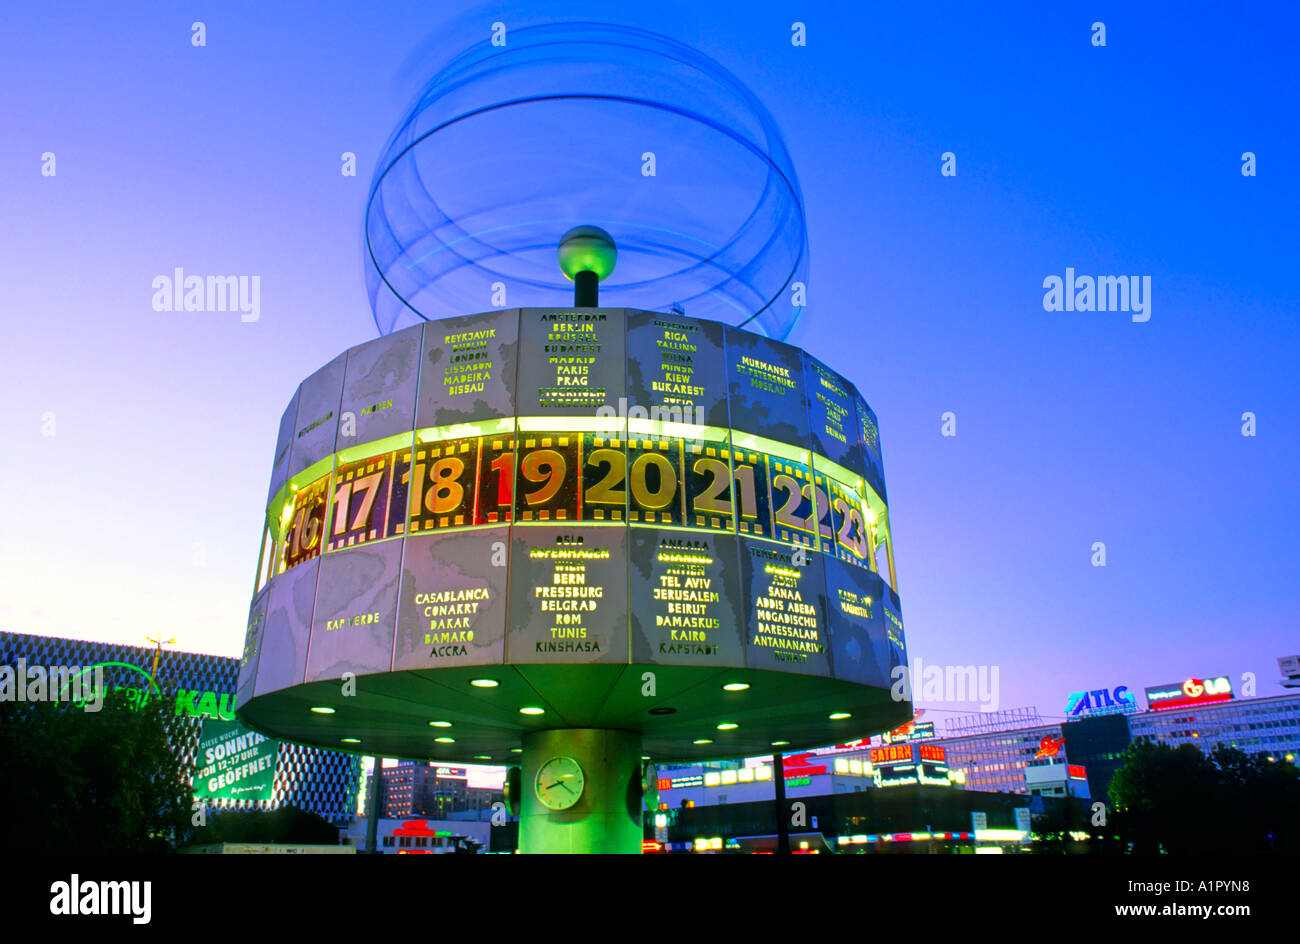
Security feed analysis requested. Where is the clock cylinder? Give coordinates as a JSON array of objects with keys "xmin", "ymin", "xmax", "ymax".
[{"xmin": 236, "ymin": 305, "xmax": 910, "ymax": 854}]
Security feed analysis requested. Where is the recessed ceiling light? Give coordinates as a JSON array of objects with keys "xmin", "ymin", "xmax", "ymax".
[
  {"xmin": 434, "ymin": 737, "xmax": 455, "ymax": 744},
  {"xmin": 829, "ymin": 712, "xmax": 851, "ymax": 720},
  {"xmin": 310, "ymin": 706, "xmax": 335, "ymax": 714},
  {"xmin": 722, "ymin": 682, "xmax": 750, "ymax": 692},
  {"xmin": 771, "ymin": 740, "xmax": 790, "ymax": 746},
  {"xmin": 649, "ymin": 706, "xmax": 676, "ymax": 715},
  {"xmin": 341, "ymin": 737, "xmax": 360, "ymax": 744},
  {"xmin": 519, "ymin": 706, "xmax": 545, "ymax": 715},
  {"xmin": 693, "ymin": 739, "xmax": 713, "ymax": 745},
  {"xmin": 429, "ymin": 720, "xmax": 452, "ymax": 727},
  {"xmin": 510, "ymin": 748, "xmax": 522, "ymax": 753},
  {"xmin": 469, "ymin": 679, "xmax": 499, "ymax": 688},
  {"xmin": 474, "ymin": 755, "xmax": 490, "ymax": 760},
  {"xmin": 717, "ymin": 722, "xmax": 739, "ymax": 730}
]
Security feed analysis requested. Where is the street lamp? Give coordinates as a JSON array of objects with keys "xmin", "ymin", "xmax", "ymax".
[{"xmin": 145, "ymin": 636, "xmax": 175, "ymax": 686}]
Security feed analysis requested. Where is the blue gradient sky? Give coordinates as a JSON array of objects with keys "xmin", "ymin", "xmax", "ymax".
[{"xmin": 2, "ymin": 1, "xmax": 1296, "ymax": 728}]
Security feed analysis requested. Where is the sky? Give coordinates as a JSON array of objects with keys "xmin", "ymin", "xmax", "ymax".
[{"xmin": 1, "ymin": 1, "xmax": 1297, "ymax": 731}]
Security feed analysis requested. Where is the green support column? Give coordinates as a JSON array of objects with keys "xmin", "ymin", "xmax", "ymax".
[{"xmin": 519, "ymin": 728, "xmax": 643, "ymax": 854}]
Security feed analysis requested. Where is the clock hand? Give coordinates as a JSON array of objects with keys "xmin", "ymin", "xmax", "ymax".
[
  {"xmin": 557, "ymin": 781, "xmax": 574, "ymax": 794},
  {"xmin": 546, "ymin": 780, "xmax": 564, "ymax": 790}
]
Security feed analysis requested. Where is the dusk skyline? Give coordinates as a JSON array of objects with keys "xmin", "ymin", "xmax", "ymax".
[{"xmin": 2, "ymin": 1, "xmax": 1296, "ymax": 729}]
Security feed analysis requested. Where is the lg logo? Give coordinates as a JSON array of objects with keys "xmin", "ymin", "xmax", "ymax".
[{"xmin": 1183, "ymin": 677, "xmax": 1230, "ymax": 698}]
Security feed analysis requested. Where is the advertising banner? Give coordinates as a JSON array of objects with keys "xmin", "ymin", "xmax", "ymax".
[
  {"xmin": 1144, "ymin": 676, "xmax": 1234, "ymax": 711},
  {"xmin": 192, "ymin": 719, "xmax": 277, "ymax": 803}
]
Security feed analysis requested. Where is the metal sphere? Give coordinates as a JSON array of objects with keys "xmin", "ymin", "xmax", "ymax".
[{"xmin": 558, "ymin": 225, "xmax": 617, "ymax": 282}]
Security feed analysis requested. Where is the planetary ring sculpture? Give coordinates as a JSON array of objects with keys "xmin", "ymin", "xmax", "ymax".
[{"xmin": 364, "ymin": 22, "xmax": 809, "ymax": 340}]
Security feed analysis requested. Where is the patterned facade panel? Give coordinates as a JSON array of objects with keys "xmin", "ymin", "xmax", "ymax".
[{"xmin": 0, "ymin": 632, "xmax": 359, "ymax": 823}]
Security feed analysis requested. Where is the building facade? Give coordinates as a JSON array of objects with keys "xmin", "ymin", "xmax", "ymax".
[
  {"xmin": 378, "ymin": 761, "xmax": 504, "ymax": 820},
  {"xmin": 0, "ymin": 632, "xmax": 360, "ymax": 823},
  {"xmin": 656, "ymin": 688, "xmax": 1300, "ymax": 817},
  {"xmin": 1128, "ymin": 692, "xmax": 1300, "ymax": 761},
  {"xmin": 938, "ymin": 723, "xmax": 1065, "ymax": 795}
]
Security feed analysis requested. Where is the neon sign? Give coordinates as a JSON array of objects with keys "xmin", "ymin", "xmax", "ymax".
[
  {"xmin": 917, "ymin": 744, "xmax": 945, "ymax": 763},
  {"xmin": 1034, "ymin": 735, "xmax": 1066, "ymax": 759},
  {"xmin": 1064, "ymin": 685, "xmax": 1136, "ymax": 717},
  {"xmin": 58, "ymin": 663, "xmax": 237, "ymax": 721},
  {"xmin": 870, "ymin": 744, "xmax": 913, "ymax": 765},
  {"xmin": 1145, "ymin": 676, "xmax": 1233, "ymax": 712},
  {"xmin": 871, "ymin": 743, "xmax": 948, "ymax": 782}
]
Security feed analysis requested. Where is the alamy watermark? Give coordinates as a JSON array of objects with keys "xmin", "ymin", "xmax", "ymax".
[
  {"xmin": 0, "ymin": 659, "xmax": 104, "ymax": 712},
  {"xmin": 891, "ymin": 656, "xmax": 1000, "ymax": 711},
  {"xmin": 151, "ymin": 268, "xmax": 260, "ymax": 322},
  {"xmin": 1042, "ymin": 268, "xmax": 1150, "ymax": 322},
  {"xmin": 50, "ymin": 874, "xmax": 150, "ymax": 924},
  {"xmin": 595, "ymin": 398, "xmax": 705, "ymax": 444},
  {"xmin": 595, "ymin": 397, "xmax": 701, "ymax": 428}
]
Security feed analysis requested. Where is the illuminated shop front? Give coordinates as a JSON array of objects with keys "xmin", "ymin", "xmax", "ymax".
[
  {"xmin": 650, "ymin": 785, "xmax": 1030, "ymax": 854},
  {"xmin": 341, "ymin": 817, "xmax": 489, "ymax": 854},
  {"xmin": 650, "ymin": 682, "xmax": 1300, "ymax": 824},
  {"xmin": 656, "ymin": 752, "xmax": 879, "ymax": 809},
  {"xmin": 870, "ymin": 743, "xmax": 952, "ymax": 788}
]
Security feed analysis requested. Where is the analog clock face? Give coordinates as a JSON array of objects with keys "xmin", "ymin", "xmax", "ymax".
[{"xmin": 535, "ymin": 756, "xmax": 585, "ymax": 810}]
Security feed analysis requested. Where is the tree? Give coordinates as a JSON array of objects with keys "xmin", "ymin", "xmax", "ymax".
[
  {"xmin": 1108, "ymin": 739, "xmax": 1218, "ymax": 853},
  {"xmin": 1109, "ymin": 738, "xmax": 1300, "ymax": 854},
  {"xmin": 0, "ymin": 689, "xmax": 192, "ymax": 853},
  {"xmin": 1206, "ymin": 746, "xmax": 1300, "ymax": 853}
]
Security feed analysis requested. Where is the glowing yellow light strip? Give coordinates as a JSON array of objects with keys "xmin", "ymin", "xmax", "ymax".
[
  {"xmin": 627, "ymin": 417, "xmax": 728, "ymax": 443},
  {"xmin": 729, "ymin": 429, "xmax": 811, "ymax": 465},
  {"xmin": 417, "ymin": 417, "xmax": 515, "ymax": 443},
  {"xmin": 518, "ymin": 415, "xmax": 621, "ymax": 433},
  {"xmin": 338, "ymin": 430, "xmax": 414, "ymax": 466},
  {"xmin": 264, "ymin": 419, "xmax": 890, "ymax": 555},
  {"xmin": 813, "ymin": 455, "xmax": 864, "ymax": 494}
]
